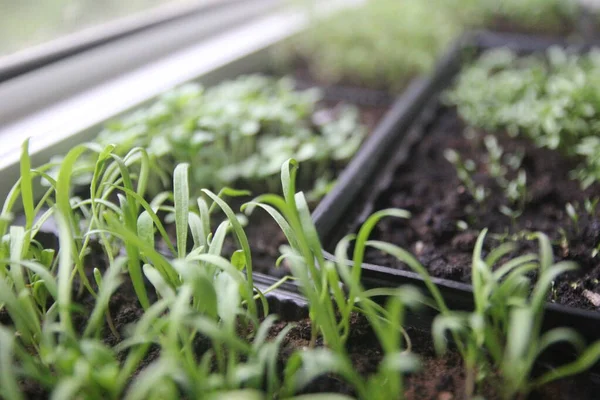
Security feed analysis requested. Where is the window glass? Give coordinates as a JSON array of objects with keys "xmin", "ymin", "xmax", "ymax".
[{"xmin": 0, "ymin": 0, "xmax": 189, "ymax": 57}]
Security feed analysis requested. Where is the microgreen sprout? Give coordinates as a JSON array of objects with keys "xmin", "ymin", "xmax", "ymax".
[{"xmin": 444, "ymin": 148, "xmax": 488, "ymax": 204}]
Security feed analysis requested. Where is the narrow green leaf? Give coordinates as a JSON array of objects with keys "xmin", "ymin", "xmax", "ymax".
[
  {"xmin": 174, "ymin": 164, "xmax": 190, "ymax": 259},
  {"xmin": 202, "ymin": 189, "xmax": 256, "ymax": 317},
  {"xmin": 9, "ymin": 226, "xmax": 26, "ymax": 292},
  {"xmin": 188, "ymin": 212, "xmax": 206, "ymax": 249},
  {"xmin": 137, "ymin": 211, "xmax": 155, "ymax": 253},
  {"xmin": 536, "ymin": 232, "xmax": 553, "ymax": 273},
  {"xmin": 197, "ymin": 197, "xmax": 211, "ymax": 244},
  {"xmin": 84, "ymin": 262, "xmax": 123, "ymax": 337},
  {"xmin": 143, "ymin": 264, "xmax": 175, "ymax": 301}
]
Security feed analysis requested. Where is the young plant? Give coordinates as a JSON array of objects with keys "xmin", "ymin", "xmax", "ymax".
[
  {"xmin": 444, "ymin": 148, "xmax": 488, "ymax": 204},
  {"xmin": 245, "ymin": 159, "xmax": 423, "ymax": 399}
]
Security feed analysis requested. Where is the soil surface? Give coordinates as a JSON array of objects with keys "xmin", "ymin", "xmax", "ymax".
[{"xmin": 361, "ymin": 106, "xmax": 600, "ymax": 311}]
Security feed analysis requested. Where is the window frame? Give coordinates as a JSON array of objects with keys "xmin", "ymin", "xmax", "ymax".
[{"xmin": 0, "ymin": 0, "xmax": 245, "ymax": 82}]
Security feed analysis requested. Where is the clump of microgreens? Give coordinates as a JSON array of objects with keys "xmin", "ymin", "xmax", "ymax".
[
  {"xmin": 445, "ymin": 47, "xmax": 600, "ymax": 190},
  {"xmin": 49, "ymin": 75, "xmax": 366, "ymax": 199},
  {"xmin": 0, "ymin": 140, "xmax": 297, "ymax": 399},
  {"xmin": 244, "ymin": 159, "xmax": 423, "ymax": 399},
  {"xmin": 1, "ymin": 140, "xmax": 426, "ymax": 399},
  {"xmin": 444, "ymin": 134, "xmax": 527, "ymax": 225},
  {"xmin": 366, "ymin": 209, "xmax": 600, "ymax": 399}
]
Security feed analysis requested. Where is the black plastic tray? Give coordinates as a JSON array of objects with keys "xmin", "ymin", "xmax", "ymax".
[{"xmin": 311, "ymin": 30, "xmax": 600, "ymax": 342}]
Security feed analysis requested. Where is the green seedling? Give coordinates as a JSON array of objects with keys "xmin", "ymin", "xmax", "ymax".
[
  {"xmin": 444, "ymin": 149, "xmax": 488, "ymax": 204},
  {"xmin": 245, "ymin": 159, "xmax": 423, "ymax": 399}
]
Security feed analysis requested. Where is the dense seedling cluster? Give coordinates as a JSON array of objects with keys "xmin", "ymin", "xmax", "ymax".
[
  {"xmin": 0, "ymin": 139, "xmax": 430, "ymax": 399},
  {"xmin": 446, "ymin": 47, "xmax": 600, "ymax": 189},
  {"xmin": 2, "ymin": 137, "xmax": 600, "ymax": 399},
  {"xmin": 51, "ymin": 75, "xmax": 365, "ymax": 198}
]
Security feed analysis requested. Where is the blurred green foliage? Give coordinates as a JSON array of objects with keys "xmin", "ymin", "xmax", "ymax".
[
  {"xmin": 273, "ymin": 0, "xmax": 464, "ymax": 92},
  {"xmin": 273, "ymin": 0, "xmax": 580, "ymax": 92}
]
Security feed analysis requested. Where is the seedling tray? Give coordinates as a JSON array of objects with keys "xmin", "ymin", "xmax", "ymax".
[{"xmin": 311, "ymin": 30, "xmax": 600, "ymax": 343}]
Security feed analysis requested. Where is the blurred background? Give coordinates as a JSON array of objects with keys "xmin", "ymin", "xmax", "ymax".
[
  {"xmin": 0, "ymin": 0, "xmax": 189, "ymax": 56},
  {"xmin": 2, "ymin": 0, "xmax": 597, "ymax": 89}
]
